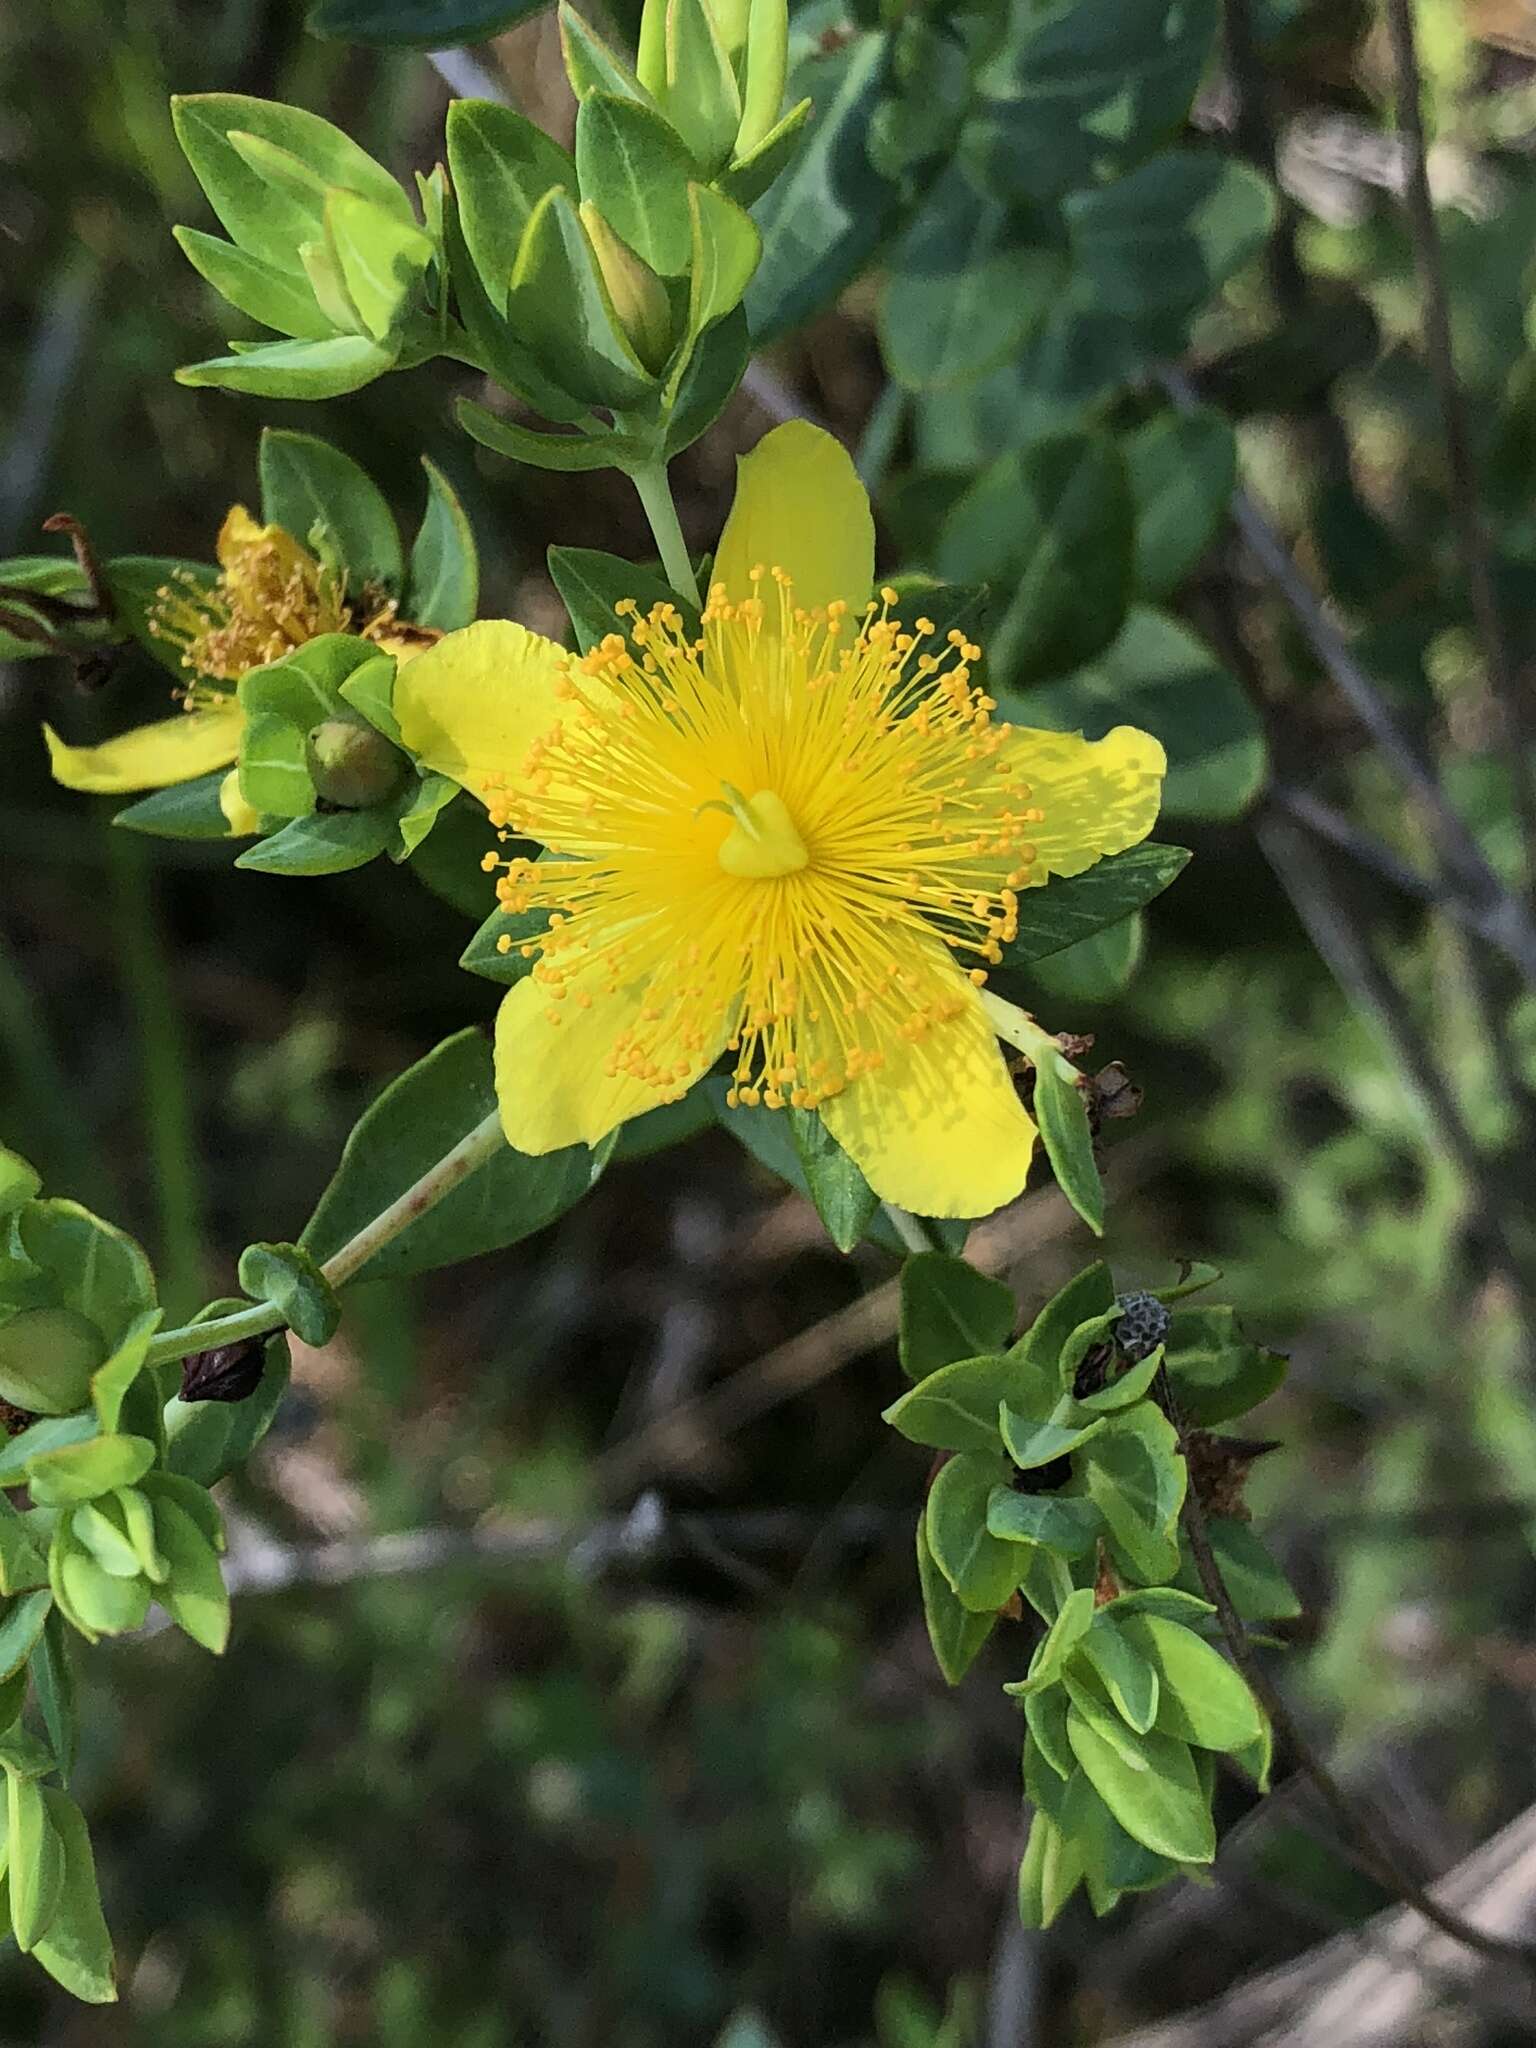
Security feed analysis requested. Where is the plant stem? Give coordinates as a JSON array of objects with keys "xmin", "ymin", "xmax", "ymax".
[
  {"xmin": 631, "ymin": 462, "xmax": 702, "ymax": 608},
  {"xmin": 882, "ymin": 1203, "xmax": 937, "ymax": 1255},
  {"xmin": 145, "ymin": 1110, "xmax": 507, "ymax": 1367},
  {"xmin": 1161, "ymin": 1365, "xmax": 1536, "ymax": 1972}
]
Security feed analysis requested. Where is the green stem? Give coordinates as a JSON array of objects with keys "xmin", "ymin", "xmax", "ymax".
[
  {"xmin": 630, "ymin": 461, "xmax": 702, "ymax": 608},
  {"xmin": 144, "ymin": 1110, "xmax": 507, "ymax": 1368},
  {"xmin": 881, "ymin": 1202, "xmax": 936, "ymax": 1255},
  {"xmin": 980, "ymin": 990, "xmax": 1050, "ymax": 1060}
]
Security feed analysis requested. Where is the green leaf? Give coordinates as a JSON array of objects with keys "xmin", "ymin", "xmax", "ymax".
[
  {"xmin": 236, "ymin": 1242, "xmax": 341, "ymax": 1346},
  {"xmin": 172, "ymin": 225, "xmax": 330, "ymax": 340},
  {"xmin": 258, "ymin": 428, "xmax": 403, "ymax": 594},
  {"xmin": 884, "ymin": 1353, "xmax": 1020, "ymax": 1454},
  {"xmin": 664, "ymin": 303, "xmax": 751, "ymax": 458},
  {"xmin": 998, "ymin": 848, "xmax": 1190, "ymax": 974},
  {"xmin": 0, "ymin": 1500, "xmax": 47, "ymax": 1598},
  {"xmin": 7, "ymin": 1768, "xmax": 65, "ymax": 1951},
  {"xmin": 139, "ymin": 1473, "xmax": 226, "ymax": 1555},
  {"xmin": 999, "ymin": 1401, "xmax": 1105, "ymax": 1470},
  {"xmin": 1065, "ymin": 154, "xmax": 1276, "ymax": 322},
  {"xmin": 30, "ymin": 1790, "xmax": 114, "ymax": 2002},
  {"xmin": 681, "ymin": 180, "xmax": 760, "ymax": 361},
  {"xmin": 407, "ymin": 460, "xmax": 479, "ymax": 632},
  {"xmin": 0, "ymin": 1308, "xmax": 104, "ymax": 1416},
  {"xmin": 16, "ymin": 1200, "xmax": 155, "ymax": 1346},
  {"xmin": 558, "ymin": 1, "xmax": 657, "ymax": 107},
  {"xmin": 659, "ymin": 0, "xmax": 741, "ymax": 171},
  {"xmin": 391, "ymin": 771, "xmax": 458, "ymax": 860},
  {"xmin": 236, "ymin": 808, "xmax": 395, "ymax": 876},
  {"xmin": 509, "ymin": 186, "xmax": 657, "ymax": 411},
  {"xmin": 720, "ymin": 95, "xmax": 813, "ymax": 210},
  {"xmin": 708, "ymin": 1084, "xmax": 936, "ymax": 1255},
  {"xmin": 1078, "ymin": 1615, "xmax": 1159, "ymax": 1732},
  {"xmin": 898, "ymin": 1253, "xmax": 1015, "ymax": 1384},
  {"xmin": 937, "ymin": 432, "xmax": 1132, "ymax": 687},
  {"xmin": 90, "ymin": 1306, "xmax": 161, "ymax": 1433},
  {"xmin": 336, "ymin": 651, "xmax": 404, "ymax": 747},
  {"xmin": 576, "ymin": 93, "xmax": 697, "ymax": 279},
  {"xmin": 986, "ymin": 1486, "xmax": 1101, "ymax": 1557},
  {"xmin": 0, "ymin": 1418, "xmax": 97, "ymax": 1490},
  {"xmin": 456, "ymin": 400, "xmax": 653, "ymax": 475},
  {"xmin": 163, "ymin": 1336, "xmax": 291, "ymax": 1489},
  {"xmin": 1008, "ymin": 1584, "xmax": 1094, "ymax": 1693},
  {"xmin": 1030, "ymin": 914, "xmax": 1144, "ymax": 1004},
  {"xmin": 1028, "ymin": 1043, "xmax": 1105, "ymax": 1236},
  {"xmin": 1120, "ymin": 1613, "xmax": 1264, "ymax": 1753},
  {"xmin": 237, "ymin": 715, "xmax": 312, "ymax": 820},
  {"xmin": 963, "ymin": 0, "xmax": 1218, "ymax": 203},
  {"xmin": 1025, "ymin": 1684, "xmax": 1075, "ymax": 1781},
  {"xmin": 548, "ymin": 546, "xmax": 693, "ymax": 654},
  {"xmin": 445, "ymin": 100, "xmax": 576, "ymax": 315},
  {"xmin": 171, "ymin": 93, "xmax": 411, "ymax": 271},
  {"xmin": 175, "ymin": 332, "xmax": 397, "ymax": 400},
  {"xmin": 1164, "ymin": 1306, "xmax": 1285, "ymax": 1424},
  {"xmin": 301, "ymin": 1029, "xmax": 598, "ymax": 1280},
  {"xmin": 114, "ymin": 773, "xmax": 237, "ymax": 841},
  {"xmin": 1017, "ymin": 1808, "xmax": 1084, "ymax": 1929},
  {"xmin": 152, "ymin": 1496, "xmax": 230, "ymax": 1654},
  {"xmin": 27, "ymin": 1434, "xmax": 155, "ymax": 1507},
  {"xmin": 1083, "ymin": 1404, "xmax": 1186, "ymax": 1583},
  {"xmin": 0, "ymin": 1724, "xmax": 55, "ymax": 1779},
  {"xmin": 0, "ymin": 1592, "xmax": 52, "ymax": 1683},
  {"xmin": 926, "ymin": 1453, "xmax": 1021, "ymax": 1612},
  {"xmin": 1065, "ymin": 1707, "xmax": 1215, "ymax": 1863},
  {"xmin": 1076, "ymin": 1346, "xmax": 1165, "ymax": 1414},
  {"xmin": 880, "ymin": 167, "xmax": 1063, "ymax": 392},
  {"xmin": 1175, "ymin": 1517, "xmax": 1300, "ymax": 1623},
  {"xmin": 33, "ymin": 1614, "xmax": 77, "ymax": 1783},
  {"xmin": 787, "ymin": 1111, "xmax": 879, "ymax": 1254},
  {"xmin": 915, "ymin": 1514, "xmax": 996, "ymax": 1684},
  {"xmin": 307, "ymin": 0, "xmax": 544, "ymax": 45},
  {"xmin": 458, "ymin": 899, "xmax": 542, "ymax": 987},
  {"xmin": 747, "ymin": 34, "xmax": 899, "ymax": 344},
  {"xmin": 0, "ymin": 1150, "xmax": 41, "ymax": 1217},
  {"xmin": 1016, "ymin": 607, "xmax": 1266, "ymax": 822},
  {"xmin": 1126, "ymin": 406, "xmax": 1236, "ymax": 599}
]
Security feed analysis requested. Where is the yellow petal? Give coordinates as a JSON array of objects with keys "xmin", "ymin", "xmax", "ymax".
[
  {"xmin": 392, "ymin": 619, "xmax": 568, "ymax": 804},
  {"xmin": 493, "ymin": 964, "xmax": 728, "ymax": 1153},
  {"xmin": 216, "ymin": 503, "xmax": 312, "ymax": 583},
  {"xmin": 1005, "ymin": 723, "xmax": 1166, "ymax": 884},
  {"xmin": 713, "ymin": 421, "xmax": 873, "ymax": 615},
  {"xmin": 43, "ymin": 708, "xmax": 243, "ymax": 794},
  {"xmin": 816, "ymin": 941, "xmax": 1036, "ymax": 1220},
  {"xmin": 218, "ymin": 768, "xmax": 262, "ymax": 836}
]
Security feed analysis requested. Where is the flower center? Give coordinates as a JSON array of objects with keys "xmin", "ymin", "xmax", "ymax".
[
  {"xmin": 483, "ymin": 580, "xmax": 1042, "ymax": 1114},
  {"xmin": 710, "ymin": 785, "xmax": 809, "ymax": 879}
]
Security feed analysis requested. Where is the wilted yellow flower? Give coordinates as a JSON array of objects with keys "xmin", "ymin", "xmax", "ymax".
[
  {"xmin": 395, "ymin": 424, "xmax": 1165, "ymax": 1217},
  {"xmin": 44, "ymin": 507, "xmax": 433, "ymax": 833}
]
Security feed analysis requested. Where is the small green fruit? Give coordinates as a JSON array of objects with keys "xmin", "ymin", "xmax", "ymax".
[{"xmin": 305, "ymin": 714, "xmax": 405, "ymax": 810}]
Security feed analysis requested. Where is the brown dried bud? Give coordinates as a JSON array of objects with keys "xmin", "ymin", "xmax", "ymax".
[
  {"xmin": 1185, "ymin": 1430, "xmax": 1280, "ymax": 1522},
  {"xmin": 181, "ymin": 1338, "xmax": 266, "ymax": 1404}
]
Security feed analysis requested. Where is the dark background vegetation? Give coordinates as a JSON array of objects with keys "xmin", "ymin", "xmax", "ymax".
[{"xmin": 6, "ymin": 0, "xmax": 1536, "ymax": 2041}]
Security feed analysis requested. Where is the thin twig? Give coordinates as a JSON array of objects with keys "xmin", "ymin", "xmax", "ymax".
[
  {"xmin": 1382, "ymin": 0, "xmax": 1536, "ymax": 884},
  {"xmin": 1258, "ymin": 819, "xmax": 1536, "ymax": 1343},
  {"xmin": 1160, "ymin": 369, "xmax": 1536, "ymax": 981},
  {"xmin": 1160, "ymin": 1366, "xmax": 1536, "ymax": 1975}
]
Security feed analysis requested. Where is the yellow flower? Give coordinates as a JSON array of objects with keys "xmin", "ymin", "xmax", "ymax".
[
  {"xmin": 395, "ymin": 424, "xmax": 1166, "ymax": 1218},
  {"xmin": 44, "ymin": 507, "xmax": 435, "ymax": 834}
]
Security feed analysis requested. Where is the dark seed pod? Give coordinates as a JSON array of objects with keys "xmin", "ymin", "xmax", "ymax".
[
  {"xmin": 1113, "ymin": 1291, "xmax": 1171, "ymax": 1363},
  {"xmin": 180, "ymin": 1337, "xmax": 266, "ymax": 1404}
]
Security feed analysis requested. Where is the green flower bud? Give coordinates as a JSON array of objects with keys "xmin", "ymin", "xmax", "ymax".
[
  {"xmin": 578, "ymin": 203, "xmax": 676, "ymax": 375},
  {"xmin": 0, "ymin": 1307, "xmax": 103, "ymax": 1417},
  {"xmin": 305, "ymin": 714, "xmax": 406, "ymax": 811}
]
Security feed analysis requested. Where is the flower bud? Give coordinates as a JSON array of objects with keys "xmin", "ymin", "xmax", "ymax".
[
  {"xmin": 306, "ymin": 714, "xmax": 406, "ymax": 811},
  {"xmin": 181, "ymin": 1337, "xmax": 267, "ymax": 1404},
  {"xmin": 578, "ymin": 203, "xmax": 676, "ymax": 375}
]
